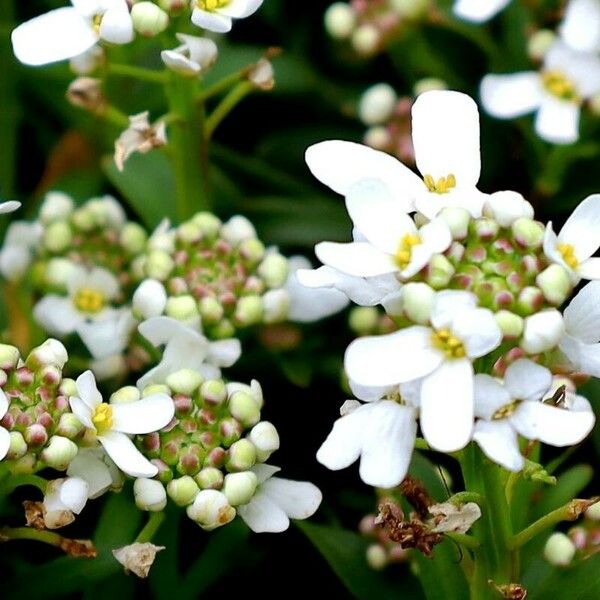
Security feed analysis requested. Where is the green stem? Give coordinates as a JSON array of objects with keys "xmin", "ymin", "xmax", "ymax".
[
  {"xmin": 445, "ymin": 532, "xmax": 480, "ymax": 550},
  {"xmin": 0, "ymin": 527, "xmax": 64, "ymax": 547},
  {"xmin": 197, "ymin": 69, "xmax": 248, "ymax": 102},
  {"xmin": 107, "ymin": 63, "xmax": 167, "ymax": 84},
  {"xmin": 136, "ymin": 511, "xmax": 165, "ymax": 544},
  {"xmin": 0, "ymin": 473, "xmax": 47, "ymax": 495},
  {"xmin": 164, "ymin": 73, "xmax": 210, "ymax": 220},
  {"xmin": 205, "ymin": 81, "xmax": 254, "ymax": 140},
  {"xmin": 447, "ymin": 491, "xmax": 482, "ymax": 506}
]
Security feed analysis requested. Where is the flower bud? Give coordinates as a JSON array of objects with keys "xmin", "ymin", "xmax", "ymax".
[
  {"xmin": 324, "ymin": 2, "xmax": 356, "ymax": 39},
  {"xmin": 145, "ymin": 250, "xmax": 174, "ymax": 281},
  {"xmin": 201, "ymin": 379, "xmax": 227, "ymax": 405},
  {"xmin": 25, "ymin": 423, "xmax": 48, "ymax": 447},
  {"xmin": 166, "ymin": 369, "xmax": 203, "ymax": 395},
  {"xmin": 426, "ymin": 254, "xmax": 455, "ymax": 289},
  {"xmin": 258, "ymin": 254, "xmax": 288, "ymax": 288},
  {"xmin": 186, "ymin": 489, "xmax": 236, "ymax": 530},
  {"xmin": 517, "ymin": 286, "xmax": 544, "ymax": 315},
  {"xmin": 536, "ymin": 265, "xmax": 572, "ymax": 306},
  {"xmin": 134, "ymin": 478, "xmax": 167, "ymax": 511},
  {"xmin": 366, "ymin": 544, "xmax": 388, "ymax": 571},
  {"xmin": 131, "ymin": 2, "xmax": 169, "ymax": 37},
  {"xmin": 391, "ymin": 0, "xmax": 429, "ymax": 19},
  {"xmin": 71, "ymin": 206, "xmax": 95, "ymax": 231},
  {"xmin": 142, "ymin": 384, "xmax": 171, "ymax": 397},
  {"xmin": 192, "ymin": 212, "xmax": 222, "ymax": 237},
  {"xmin": 585, "ymin": 501, "xmax": 600, "ymax": 521},
  {"xmin": 27, "ymin": 339, "xmax": 68, "ymax": 370},
  {"xmin": 349, "ymin": 307, "xmax": 380, "ymax": 335},
  {"xmin": 7, "ymin": 431, "xmax": 27, "ymax": 460},
  {"xmin": 199, "ymin": 296, "xmax": 224, "ymax": 324},
  {"xmin": 223, "ymin": 471, "xmax": 258, "ymax": 506},
  {"xmin": 495, "ymin": 310, "xmax": 524, "ymax": 339},
  {"xmin": 195, "ymin": 467, "xmax": 224, "ymax": 490},
  {"xmin": 40, "ymin": 192, "xmax": 74, "ymax": 224},
  {"xmin": 413, "ymin": 77, "xmax": 447, "ymax": 96},
  {"xmin": 512, "ymin": 218, "xmax": 544, "ymax": 249},
  {"xmin": 239, "ymin": 238, "xmax": 266, "ymax": 263},
  {"xmin": 165, "ymin": 295, "xmax": 199, "ymax": 324},
  {"xmin": 41, "ymin": 436, "xmax": 78, "ymax": 470},
  {"xmin": 159, "ymin": 0, "xmax": 186, "ymax": 12},
  {"xmin": 120, "ymin": 223, "xmax": 148, "ymax": 254},
  {"xmin": 229, "ymin": 391, "xmax": 261, "ymax": 427},
  {"xmin": 401, "ymin": 282, "xmax": 434, "ymax": 324},
  {"xmin": 484, "ymin": 191, "xmax": 534, "ymax": 228},
  {"xmin": 226, "ymin": 439, "xmax": 257, "ymax": 472},
  {"xmin": 364, "ymin": 126, "xmax": 392, "ymax": 150},
  {"xmin": 0, "ymin": 344, "xmax": 20, "ymax": 370},
  {"xmin": 133, "ymin": 279, "xmax": 167, "ymax": 319},
  {"xmin": 109, "ymin": 386, "xmax": 141, "ymax": 404},
  {"xmin": 439, "ymin": 207, "xmax": 470, "ymax": 240},
  {"xmin": 234, "ymin": 295, "xmax": 263, "ymax": 327},
  {"xmin": 227, "ymin": 380, "xmax": 263, "ymax": 409},
  {"xmin": 167, "ymin": 475, "xmax": 199, "ymax": 506},
  {"xmin": 56, "ymin": 413, "xmax": 85, "ymax": 438},
  {"xmin": 528, "ymin": 29, "xmax": 556, "ymax": 61},
  {"xmin": 359, "ymin": 83, "xmax": 397, "ymax": 126},
  {"xmin": 544, "ymin": 532, "xmax": 575, "ymax": 566},
  {"xmin": 249, "ymin": 421, "xmax": 280, "ymax": 461},
  {"xmin": 221, "ymin": 216, "xmax": 256, "ymax": 244},
  {"xmin": 351, "ymin": 24, "xmax": 380, "ymax": 56},
  {"xmin": 248, "ymin": 58, "xmax": 275, "ymax": 91},
  {"xmin": 262, "ymin": 289, "xmax": 290, "ymax": 324},
  {"xmin": 45, "ymin": 257, "xmax": 77, "ymax": 288},
  {"xmin": 43, "ymin": 222, "xmax": 73, "ymax": 253},
  {"xmin": 521, "ymin": 310, "xmax": 564, "ymax": 354}
]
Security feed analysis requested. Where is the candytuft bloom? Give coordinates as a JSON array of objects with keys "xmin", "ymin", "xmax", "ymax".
[{"xmin": 191, "ymin": 0, "xmax": 264, "ymax": 33}]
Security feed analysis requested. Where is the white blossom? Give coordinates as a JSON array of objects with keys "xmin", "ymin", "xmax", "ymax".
[
  {"xmin": 191, "ymin": 0, "xmax": 263, "ymax": 34},
  {"xmin": 453, "ymin": 0, "xmax": 511, "ymax": 23},
  {"xmin": 161, "ymin": 33, "xmax": 218, "ymax": 76}
]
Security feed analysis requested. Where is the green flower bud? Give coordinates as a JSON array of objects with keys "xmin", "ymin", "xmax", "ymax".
[
  {"xmin": 59, "ymin": 378, "xmax": 78, "ymax": 398},
  {"xmin": 517, "ymin": 286, "xmax": 544, "ymax": 316},
  {"xmin": 351, "ymin": 24, "xmax": 380, "ymax": 56},
  {"xmin": 195, "ymin": 467, "xmax": 224, "ymax": 490},
  {"xmin": 585, "ymin": 501, "xmax": 600, "ymax": 521},
  {"xmin": 0, "ymin": 344, "xmax": 20, "ymax": 370},
  {"xmin": 258, "ymin": 254, "xmax": 288, "ymax": 289},
  {"xmin": 177, "ymin": 221, "xmax": 203, "ymax": 244},
  {"xmin": 324, "ymin": 2, "xmax": 356, "ymax": 40},
  {"xmin": 198, "ymin": 296, "xmax": 224, "ymax": 325},
  {"xmin": 512, "ymin": 218, "xmax": 544, "ymax": 249},
  {"xmin": 186, "ymin": 489, "xmax": 236, "ymax": 531},
  {"xmin": 239, "ymin": 238, "xmax": 266, "ymax": 263},
  {"xmin": 544, "ymin": 532, "xmax": 575, "ymax": 566},
  {"xmin": 249, "ymin": 421, "xmax": 280, "ymax": 461},
  {"xmin": 358, "ymin": 83, "xmax": 397, "ymax": 126},
  {"xmin": 528, "ymin": 29, "xmax": 556, "ymax": 61},
  {"xmin": 145, "ymin": 250, "xmax": 174, "ymax": 281},
  {"xmin": 211, "ymin": 319, "xmax": 235, "ymax": 339},
  {"xmin": 426, "ymin": 254, "xmax": 455, "ymax": 289},
  {"xmin": 131, "ymin": 2, "xmax": 169, "ymax": 37},
  {"xmin": 134, "ymin": 478, "xmax": 167, "ymax": 511},
  {"xmin": 43, "ymin": 222, "xmax": 73, "ymax": 253},
  {"xmin": 41, "ymin": 436, "xmax": 78, "ymax": 470},
  {"xmin": 228, "ymin": 391, "xmax": 261, "ymax": 427},
  {"xmin": 56, "ymin": 413, "xmax": 85, "ymax": 438},
  {"xmin": 40, "ymin": 192, "xmax": 74, "ymax": 223},
  {"xmin": 142, "ymin": 384, "xmax": 171, "ymax": 397},
  {"xmin": 495, "ymin": 310, "xmax": 524, "ymax": 339},
  {"xmin": 201, "ymin": 379, "xmax": 227, "ymax": 405},
  {"xmin": 159, "ymin": 0, "xmax": 186, "ymax": 13},
  {"xmin": 167, "ymin": 475, "xmax": 200, "ymax": 506},
  {"xmin": 349, "ymin": 307, "xmax": 380, "ymax": 335},
  {"xmin": 27, "ymin": 339, "xmax": 68, "ymax": 370},
  {"xmin": 192, "ymin": 212, "xmax": 222, "ymax": 237},
  {"xmin": 120, "ymin": 223, "xmax": 148, "ymax": 254},
  {"xmin": 223, "ymin": 471, "xmax": 258, "ymax": 506},
  {"xmin": 390, "ymin": 0, "xmax": 429, "ymax": 19},
  {"xmin": 439, "ymin": 207, "xmax": 470, "ymax": 240},
  {"xmin": 413, "ymin": 77, "xmax": 447, "ymax": 96},
  {"xmin": 109, "ymin": 386, "xmax": 141, "ymax": 405},
  {"xmin": 227, "ymin": 380, "xmax": 263, "ymax": 409},
  {"xmin": 226, "ymin": 439, "xmax": 256, "ymax": 472},
  {"xmin": 45, "ymin": 257, "xmax": 76, "ymax": 289},
  {"xmin": 221, "ymin": 216, "xmax": 256, "ymax": 244},
  {"xmin": 366, "ymin": 543, "xmax": 388, "ymax": 571},
  {"xmin": 402, "ymin": 282, "xmax": 434, "ymax": 325},
  {"xmin": 7, "ymin": 431, "xmax": 27, "ymax": 460},
  {"xmin": 166, "ymin": 369, "xmax": 204, "ymax": 395},
  {"xmin": 234, "ymin": 295, "xmax": 263, "ymax": 327},
  {"xmin": 166, "ymin": 295, "xmax": 199, "ymax": 323},
  {"xmin": 71, "ymin": 207, "xmax": 96, "ymax": 231},
  {"xmin": 536, "ymin": 264, "xmax": 572, "ymax": 306}
]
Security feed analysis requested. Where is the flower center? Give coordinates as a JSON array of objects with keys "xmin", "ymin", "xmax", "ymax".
[
  {"xmin": 492, "ymin": 400, "xmax": 521, "ymax": 420},
  {"xmin": 557, "ymin": 243, "xmax": 579, "ymax": 269},
  {"xmin": 423, "ymin": 174, "xmax": 456, "ymax": 194},
  {"xmin": 92, "ymin": 403, "xmax": 114, "ymax": 435},
  {"xmin": 197, "ymin": 0, "xmax": 231, "ymax": 11},
  {"xmin": 431, "ymin": 328, "xmax": 466, "ymax": 359},
  {"xmin": 73, "ymin": 288, "xmax": 106, "ymax": 314},
  {"xmin": 542, "ymin": 71, "xmax": 579, "ymax": 103},
  {"xmin": 92, "ymin": 13, "xmax": 104, "ymax": 34},
  {"xmin": 395, "ymin": 233, "xmax": 422, "ymax": 269}
]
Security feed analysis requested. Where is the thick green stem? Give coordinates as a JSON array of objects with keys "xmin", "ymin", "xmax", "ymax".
[
  {"xmin": 107, "ymin": 63, "xmax": 167, "ymax": 84},
  {"xmin": 135, "ymin": 511, "xmax": 165, "ymax": 544},
  {"xmin": 165, "ymin": 73, "xmax": 210, "ymax": 220},
  {"xmin": 205, "ymin": 81, "xmax": 254, "ymax": 140}
]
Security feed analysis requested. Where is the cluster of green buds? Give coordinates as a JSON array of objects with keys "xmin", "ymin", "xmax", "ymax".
[
  {"xmin": 134, "ymin": 368, "xmax": 279, "ymax": 530},
  {"xmin": 133, "ymin": 213, "xmax": 290, "ymax": 339},
  {"xmin": 0, "ymin": 340, "xmax": 84, "ymax": 473}
]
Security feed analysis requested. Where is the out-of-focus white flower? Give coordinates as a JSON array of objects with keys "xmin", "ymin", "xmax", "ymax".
[
  {"xmin": 69, "ymin": 370, "xmax": 174, "ymax": 477},
  {"xmin": 137, "ymin": 317, "xmax": 241, "ymax": 389},
  {"xmin": 481, "ymin": 41, "xmax": 600, "ymax": 144},
  {"xmin": 560, "ymin": 0, "xmax": 600, "ymax": 54},
  {"xmin": 191, "ymin": 0, "xmax": 263, "ymax": 33},
  {"xmin": 12, "ymin": 0, "xmax": 134, "ymax": 66},
  {"xmin": 161, "ymin": 33, "xmax": 218, "ymax": 76},
  {"xmin": 453, "ymin": 0, "xmax": 511, "ymax": 23},
  {"xmin": 473, "ymin": 360, "xmax": 595, "ymax": 471},
  {"xmin": 237, "ymin": 465, "xmax": 322, "ymax": 533},
  {"xmin": 0, "ymin": 220, "xmax": 42, "ymax": 280},
  {"xmin": 114, "ymin": 112, "xmax": 167, "ymax": 171}
]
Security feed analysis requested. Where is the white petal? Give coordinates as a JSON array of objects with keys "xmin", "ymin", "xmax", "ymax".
[
  {"xmin": 348, "ymin": 380, "xmax": 393, "ymax": 402},
  {"xmin": 191, "ymin": 9, "xmax": 232, "ymax": 33},
  {"xmin": 344, "ymin": 327, "xmax": 442, "ymax": 387},
  {"xmin": 99, "ymin": 5, "xmax": 133, "ymax": 44},
  {"xmin": 453, "ymin": 0, "xmax": 511, "ymax": 22},
  {"xmin": 473, "ymin": 374, "xmax": 511, "ymax": 420},
  {"xmin": 560, "ymin": 336, "xmax": 600, "ymax": 377},
  {"xmin": 358, "ymin": 402, "xmax": 417, "ymax": 488},
  {"xmin": 86, "ymin": 267, "xmax": 120, "ymax": 300},
  {"xmin": 219, "ymin": 0, "xmax": 263, "ymax": 18},
  {"xmin": 67, "ymin": 450, "xmax": 113, "ymax": 498},
  {"xmin": 138, "ymin": 316, "xmax": 184, "ymax": 347},
  {"xmin": 521, "ymin": 310, "xmax": 565, "ymax": 354},
  {"xmin": 77, "ymin": 310, "xmax": 134, "ymax": 359},
  {"xmin": 560, "ymin": 0, "xmax": 600, "ymax": 53},
  {"xmin": 161, "ymin": 49, "xmax": 201, "ymax": 76},
  {"xmin": 0, "ymin": 389, "xmax": 8, "ymax": 419},
  {"xmin": 111, "ymin": 394, "xmax": 174, "ymax": 434},
  {"xmin": 177, "ymin": 34, "xmax": 218, "ymax": 68},
  {"xmin": 261, "ymin": 477, "xmax": 322, "ymax": 520},
  {"xmin": 33, "ymin": 296, "xmax": 82, "ymax": 336},
  {"xmin": 511, "ymin": 401, "xmax": 595, "ymax": 446},
  {"xmin": 315, "ymin": 242, "xmax": 396, "ymax": 277},
  {"xmin": 0, "ymin": 427, "xmax": 10, "ymax": 461},
  {"xmin": 578, "ymin": 257, "xmax": 600, "ymax": 280},
  {"xmin": 99, "ymin": 430, "xmax": 158, "ymax": 478},
  {"xmin": 0, "ymin": 201, "xmax": 21, "ymax": 214},
  {"xmin": 251, "ymin": 463, "xmax": 281, "ymax": 484},
  {"xmin": 316, "ymin": 405, "xmax": 367, "ymax": 470},
  {"xmin": 420, "ymin": 359, "xmax": 474, "ymax": 452},
  {"xmin": 238, "ymin": 491, "xmax": 289, "ymax": 533},
  {"xmin": 480, "ymin": 73, "xmax": 543, "ymax": 118},
  {"xmin": 305, "ymin": 140, "xmax": 420, "ymax": 208},
  {"xmin": 534, "ymin": 97, "xmax": 579, "ymax": 145},
  {"xmin": 415, "ymin": 188, "xmax": 487, "ymax": 220},
  {"xmin": 69, "ymin": 397, "xmax": 94, "ymax": 429},
  {"xmin": 59, "ymin": 477, "xmax": 89, "ymax": 514},
  {"xmin": 452, "ymin": 308, "xmax": 503, "ymax": 358},
  {"xmin": 564, "ymin": 281, "xmax": 600, "ymax": 342},
  {"xmin": 504, "ymin": 359, "xmax": 552, "ymax": 402},
  {"xmin": 412, "ymin": 90, "xmax": 481, "ymax": 188},
  {"xmin": 473, "ymin": 420, "xmax": 524, "ymax": 471},
  {"xmin": 345, "ymin": 179, "xmax": 416, "ymax": 254},
  {"xmin": 11, "ymin": 8, "xmax": 97, "ymax": 66},
  {"xmin": 75, "ymin": 370, "xmax": 103, "ymax": 410},
  {"xmin": 431, "ymin": 290, "xmax": 478, "ymax": 331},
  {"xmin": 207, "ymin": 339, "xmax": 242, "ymax": 367},
  {"xmin": 558, "ymin": 194, "xmax": 600, "ymax": 263},
  {"xmin": 545, "ymin": 41, "xmax": 600, "ymax": 98},
  {"xmin": 543, "ymin": 222, "xmax": 573, "ymax": 275}
]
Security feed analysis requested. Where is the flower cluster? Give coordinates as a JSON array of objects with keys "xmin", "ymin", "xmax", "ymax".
[{"xmin": 301, "ymin": 89, "xmax": 598, "ymax": 488}]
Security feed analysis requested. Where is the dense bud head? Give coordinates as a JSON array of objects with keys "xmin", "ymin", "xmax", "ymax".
[{"xmin": 134, "ymin": 478, "xmax": 168, "ymax": 511}]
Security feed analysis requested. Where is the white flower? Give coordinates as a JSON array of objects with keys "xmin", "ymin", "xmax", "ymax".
[
  {"xmin": 0, "ymin": 390, "xmax": 11, "ymax": 461},
  {"xmin": 69, "ymin": 370, "xmax": 174, "ymax": 477},
  {"xmin": 317, "ymin": 396, "xmax": 418, "ymax": 488},
  {"xmin": 77, "ymin": 308, "xmax": 136, "ymax": 360},
  {"xmin": 114, "ymin": 112, "xmax": 167, "ymax": 171},
  {"xmin": 161, "ymin": 33, "xmax": 218, "ymax": 76},
  {"xmin": 559, "ymin": 281, "xmax": 600, "ymax": 377},
  {"xmin": 543, "ymin": 194, "xmax": 600, "ymax": 281},
  {"xmin": 481, "ymin": 41, "xmax": 600, "ymax": 144},
  {"xmin": 33, "ymin": 265, "xmax": 121, "ymax": 337},
  {"xmin": 191, "ymin": 0, "xmax": 263, "ymax": 33},
  {"xmin": 137, "ymin": 317, "xmax": 241, "ymax": 389},
  {"xmin": 453, "ymin": 0, "xmax": 511, "ymax": 23},
  {"xmin": 237, "ymin": 464, "xmax": 322, "ymax": 533},
  {"xmin": 306, "ymin": 90, "xmax": 488, "ymax": 220},
  {"xmin": 12, "ymin": 0, "xmax": 134, "ymax": 67},
  {"xmin": 0, "ymin": 220, "xmax": 42, "ymax": 280},
  {"xmin": 67, "ymin": 447, "xmax": 124, "ymax": 498},
  {"xmin": 345, "ymin": 291, "xmax": 502, "ymax": 451},
  {"xmin": 473, "ymin": 360, "xmax": 595, "ymax": 471},
  {"xmin": 560, "ymin": 0, "xmax": 600, "ymax": 54},
  {"xmin": 43, "ymin": 477, "xmax": 89, "ymax": 529}
]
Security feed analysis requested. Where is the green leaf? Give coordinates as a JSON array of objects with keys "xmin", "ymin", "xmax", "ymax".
[{"xmin": 297, "ymin": 521, "xmax": 423, "ymax": 600}]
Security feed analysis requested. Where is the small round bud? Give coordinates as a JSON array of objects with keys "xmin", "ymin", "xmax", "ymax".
[
  {"xmin": 145, "ymin": 250, "xmax": 174, "ymax": 281},
  {"xmin": 517, "ymin": 286, "xmax": 544, "ymax": 315},
  {"xmin": 484, "ymin": 191, "xmax": 534, "ymax": 228},
  {"xmin": 495, "ymin": 310, "xmax": 524, "ymax": 339},
  {"xmin": 544, "ymin": 532, "xmax": 575, "ymax": 566},
  {"xmin": 363, "ymin": 126, "xmax": 392, "ymax": 150},
  {"xmin": 585, "ymin": 501, "xmax": 600, "ymax": 521},
  {"xmin": 351, "ymin": 24, "xmax": 380, "ymax": 56},
  {"xmin": 120, "ymin": 223, "xmax": 148, "ymax": 254},
  {"xmin": 186, "ymin": 489, "xmax": 236, "ymax": 530},
  {"xmin": 426, "ymin": 254, "xmax": 455, "ymax": 289},
  {"xmin": 0, "ymin": 344, "xmax": 20, "ymax": 370},
  {"xmin": 195, "ymin": 467, "xmax": 224, "ymax": 490},
  {"xmin": 198, "ymin": 296, "xmax": 224, "ymax": 324},
  {"xmin": 229, "ymin": 391, "xmax": 261, "ymax": 427},
  {"xmin": 131, "ymin": 2, "xmax": 169, "ymax": 36},
  {"xmin": 41, "ymin": 436, "xmax": 78, "ymax": 470},
  {"xmin": 401, "ymin": 282, "xmax": 435, "ymax": 324},
  {"xmin": 133, "ymin": 279, "xmax": 167, "ymax": 319},
  {"xmin": 72, "ymin": 207, "xmax": 95, "ymax": 231},
  {"xmin": 359, "ymin": 83, "xmax": 397, "ymax": 126},
  {"xmin": 239, "ymin": 238, "xmax": 266, "ymax": 263},
  {"xmin": 536, "ymin": 265, "xmax": 572, "ymax": 306},
  {"xmin": 234, "ymin": 295, "xmax": 263, "ymax": 327},
  {"xmin": 142, "ymin": 384, "xmax": 171, "ymax": 397},
  {"xmin": 226, "ymin": 439, "xmax": 257, "ymax": 472},
  {"xmin": 201, "ymin": 379, "xmax": 227, "ymax": 405},
  {"xmin": 528, "ymin": 29, "xmax": 556, "ymax": 61},
  {"xmin": 40, "ymin": 192, "xmax": 74, "ymax": 224},
  {"xmin": 249, "ymin": 421, "xmax": 280, "ymax": 461},
  {"xmin": 28, "ymin": 339, "xmax": 68, "ymax": 370},
  {"xmin": 324, "ymin": 2, "xmax": 356, "ymax": 39},
  {"xmin": 7, "ymin": 431, "xmax": 27, "ymax": 460},
  {"xmin": 192, "ymin": 212, "xmax": 222, "ymax": 237},
  {"xmin": 439, "ymin": 207, "xmax": 470, "ymax": 240},
  {"xmin": 521, "ymin": 310, "xmax": 565, "ymax": 354},
  {"xmin": 349, "ymin": 307, "xmax": 380, "ymax": 335},
  {"xmin": 166, "ymin": 369, "xmax": 203, "ymax": 395},
  {"xmin": 221, "ymin": 216, "xmax": 256, "ymax": 244},
  {"xmin": 165, "ymin": 295, "xmax": 199, "ymax": 324},
  {"xmin": 159, "ymin": 0, "xmax": 186, "ymax": 12},
  {"xmin": 258, "ymin": 254, "xmax": 288, "ymax": 288},
  {"xmin": 43, "ymin": 222, "xmax": 72, "ymax": 253},
  {"xmin": 512, "ymin": 218, "xmax": 544, "ymax": 249},
  {"xmin": 262, "ymin": 289, "xmax": 290, "ymax": 324},
  {"xmin": 45, "ymin": 258, "xmax": 77, "ymax": 288},
  {"xmin": 109, "ymin": 386, "xmax": 141, "ymax": 405},
  {"xmin": 223, "ymin": 471, "xmax": 258, "ymax": 506},
  {"xmin": 134, "ymin": 478, "xmax": 167, "ymax": 511},
  {"xmin": 167, "ymin": 475, "xmax": 200, "ymax": 506},
  {"xmin": 25, "ymin": 423, "xmax": 49, "ymax": 447},
  {"xmin": 413, "ymin": 77, "xmax": 447, "ymax": 96},
  {"xmin": 366, "ymin": 544, "xmax": 388, "ymax": 571},
  {"xmin": 390, "ymin": 0, "xmax": 429, "ymax": 19},
  {"xmin": 56, "ymin": 413, "xmax": 85, "ymax": 438},
  {"xmin": 227, "ymin": 380, "xmax": 263, "ymax": 409}
]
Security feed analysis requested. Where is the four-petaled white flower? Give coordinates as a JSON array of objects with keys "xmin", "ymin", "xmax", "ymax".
[
  {"xmin": 306, "ymin": 90, "xmax": 488, "ymax": 220},
  {"xmin": 69, "ymin": 370, "xmax": 174, "ymax": 477},
  {"xmin": 191, "ymin": 0, "xmax": 263, "ymax": 33},
  {"xmin": 0, "ymin": 390, "xmax": 11, "ymax": 461},
  {"xmin": 481, "ymin": 41, "xmax": 600, "ymax": 145},
  {"xmin": 453, "ymin": 0, "xmax": 511, "ymax": 23},
  {"xmin": 137, "ymin": 317, "xmax": 241, "ymax": 389},
  {"xmin": 12, "ymin": 0, "xmax": 134, "ymax": 67},
  {"xmin": 161, "ymin": 34, "xmax": 218, "ymax": 76},
  {"xmin": 237, "ymin": 464, "xmax": 322, "ymax": 533},
  {"xmin": 345, "ymin": 291, "xmax": 502, "ymax": 452},
  {"xmin": 543, "ymin": 194, "xmax": 600, "ymax": 281},
  {"xmin": 473, "ymin": 360, "xmax": 595, "ymax": 471}
]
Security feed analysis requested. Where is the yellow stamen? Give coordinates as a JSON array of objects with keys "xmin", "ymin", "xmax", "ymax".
[
  {"xmin": 492, "ymin": 400, "xmax": 521, "ymax": 420},
  {"xmin": 423, "ymin": 173, "xmax": 456, "ymax": 194},
  {"xmin": 431, "ymin": 328, "xmax": 466, "ymax": 359},
  {"xmin": 395, "ymin": 233, "xmax": 422, "ymax": 269},
  {"xmin": 557, "ymin": 243, "xmax": 579, "ymax": 269},
  {"xmin": 542, "ymin": 70, "xmax": 579, "ymax": 103},
  {"xmin": 92, "ymin": 14, "xmax": 103, "ymax": 34},
  {"xmin": 197, "ymin": 0, "xmax": 231, "ymax": 10},
  {"xmin": 73, "ymin": 288, "xmax": 106, "ymax": 314},
  {"xmin": 92, "ymin": 403, "xmax": 114, "ymax": 436}
]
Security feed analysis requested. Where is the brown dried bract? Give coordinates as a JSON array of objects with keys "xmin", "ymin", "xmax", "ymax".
[
  {"xmin": 113, "ymin": 543, "xmax": 165, "ymax": 578},
  {"xmin": 399, "ymin": 475, "xmax": 433, "ymax": 519},
  {"xmin": 23, "ymin": 501, "xmax": 46, "ymax": 530},
  {"xmin": 59, "ymin": 538, "xmax": 97, "ymax": 558},
  {"xmin": 489, "ymin": 581, "xmax": 528, "ymax": 599}
]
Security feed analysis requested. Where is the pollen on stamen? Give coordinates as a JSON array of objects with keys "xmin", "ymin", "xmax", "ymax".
[
  {"xmin": 395, "ymin": 233, "xmax": 422, "ymax": 269},
  {"xmin": 557, "ymin": 243, "xmax": 579, "ymax": 270},
  {"xmin": 423, "ymin": 173, "xmax": 456, "ymax": 194}
]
